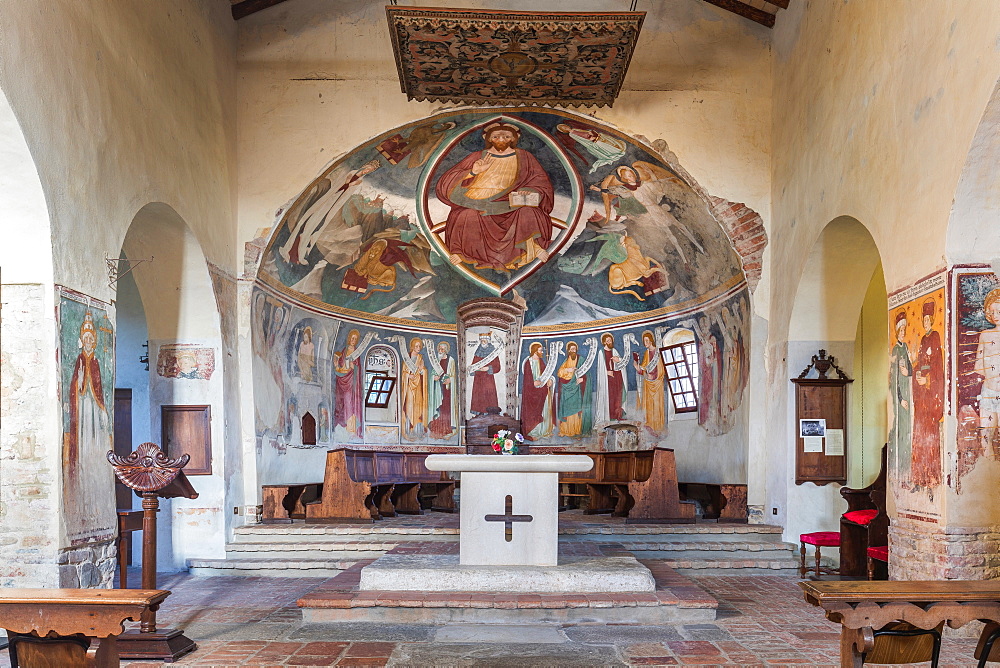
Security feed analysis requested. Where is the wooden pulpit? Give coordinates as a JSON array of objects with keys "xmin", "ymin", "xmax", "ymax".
[{"xmin": 107, "ymin": 442, "xmax": 198, "ymax": 662}]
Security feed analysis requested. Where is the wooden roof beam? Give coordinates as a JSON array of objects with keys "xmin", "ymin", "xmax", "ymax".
[
  {"xmin": 231, "ymin": 0, "xmax": 290, "ymax": 20},
  {"xmin": 700, "ymin": 0, "xmax": 776, "ymax": 28}
]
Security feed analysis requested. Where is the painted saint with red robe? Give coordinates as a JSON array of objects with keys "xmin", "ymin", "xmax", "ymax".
[
  {"xmin": 594, "ymin": 332, "xmax": 626, "ymax": 423},
  {"xmin": 469, "ymin": 332, "xmax": 501, "ymax": 415},
  {"xmin": 911, "ymin": 298, "xmax": 943, "ymax": 488},
  {"xmin": 334, "ymin": 329, "xmax": 364, "ymax": 438},
  {"xmin": 521, "ymin": 342, "xmax": 555, "ymax": 440},
  {"xmin": 435, "ymin": 121, "xmax": 555, "ymax": 271}
]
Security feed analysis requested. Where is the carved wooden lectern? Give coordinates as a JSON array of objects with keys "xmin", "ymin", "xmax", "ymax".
[{"xmin": 107, "ymin": 442, "xmax": 198, "ymax": 662}]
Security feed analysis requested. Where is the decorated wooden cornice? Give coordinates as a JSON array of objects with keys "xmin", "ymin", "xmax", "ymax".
[{"xmin": 386, "ymin": 7, "xmax": 645, "ymax": 108}]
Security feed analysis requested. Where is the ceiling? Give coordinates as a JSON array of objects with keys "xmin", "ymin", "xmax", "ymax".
[{"xmin": 230, "ymin": 0, "xmax": 786, "ymax": 28}]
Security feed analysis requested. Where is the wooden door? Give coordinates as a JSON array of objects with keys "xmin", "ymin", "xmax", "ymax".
[{"xmin": 113, "ymin": 389, "xmax": 133, "ymax": 509}]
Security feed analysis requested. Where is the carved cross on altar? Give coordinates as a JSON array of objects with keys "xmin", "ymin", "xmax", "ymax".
[{"xmin": 484, "ymin": 495, "xmax": 533, "ymax": 542}]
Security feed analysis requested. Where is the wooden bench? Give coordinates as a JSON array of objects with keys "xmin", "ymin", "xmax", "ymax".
[
  {"xmin": 801, "ymin": 579, "xmax": 1000, "ymax": 668},
  {"xmin": 0, "ymin": 588, "xmax": 169, "ymax": 668},
  {"xmin": 677, "ymin": 482, "xmax": 748, "ymax": 522},
  {"xmin": 558, "ymin": 447, "xmax": 695, "ymax": 523},
  {"xmin": 265, "ymin": 449, "xmax": 456, "ymax": 523}
]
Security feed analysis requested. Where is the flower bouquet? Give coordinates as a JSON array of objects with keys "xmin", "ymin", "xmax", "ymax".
[{"xmin": 491, "ymin": 429, "xmax": 523, "ymax": 455}]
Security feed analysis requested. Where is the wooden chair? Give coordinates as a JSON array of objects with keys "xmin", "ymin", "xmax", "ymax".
[
  {"xmin": 862, "ymin": 621, "xmax": 943, "ymax": 666},
  {"xmin": 840, "ymin": 444, "xmax": 888, "ymax": 577},
  {"xmin": 7, "ymin": 631, "xmax": 114, "ymax": 668},
  {"xmin": 975, "ymin": 621, "xmax": 1000, "ymax": 667},
  {"xmin": 799, "ymin": 531, "xmax": 840, "ymax": 578},
  {"xmin": 867, "ymin": 545, "xmax": 888, "ymax": 580}
]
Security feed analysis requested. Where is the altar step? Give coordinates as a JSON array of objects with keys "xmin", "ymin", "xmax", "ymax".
[
  {"xmin": 188, "ymin": 524, "xmax": 800, "ymax": 577},
  {"xmin": 295, "ymin": 555, "xmax": 718, "ymax": 626}
]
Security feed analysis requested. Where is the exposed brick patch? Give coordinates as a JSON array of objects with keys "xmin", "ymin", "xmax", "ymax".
[
  {"xmin": 709, "ymin": 196, "xmax": 768, "ymax": 292},
  {"xmin": 890, "ymin": 517, "xmax": 1000, "ymax": 580}
]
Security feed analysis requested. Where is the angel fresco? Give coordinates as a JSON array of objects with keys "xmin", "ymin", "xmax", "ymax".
[
  {"xmin": 591, "ymin": 162, "xmax": 705, "ymax": 264},
  {"xmin": 377, "ymin": 121, "xmax": 457, "ymax": 169},
  {"xmin": 279, "ymin": 159, "xmax": 381, "ymax": 266},
  {"xmin": 584, "ymin": 231, "xmax": 668, "ymax": 302},
  {"xmin": 555, "ymin": 121, "xmax": 626, "ymax": 174},
  {"xmin": 340, "ymin": 229, "xmax": 435, "ymax": 299}
]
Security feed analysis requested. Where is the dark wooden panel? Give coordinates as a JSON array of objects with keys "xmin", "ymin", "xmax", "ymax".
[
  {"xmin": 160, "ymin": 405, "xmax": 211, "ymax": 476},
  {"xmin": 113, "ymin": 389, "xmax": 133, "ymax": 510},
  {"xmin": 375, "ymin": 452, "xmax": 404, "ymax": 482},
  {"xmin": 351, "ymin": 452, "xmax": 375, "ymax": 482},
  {"xmin": 602, "ymin": 453, "xmax": 634, "ymax": 482}
]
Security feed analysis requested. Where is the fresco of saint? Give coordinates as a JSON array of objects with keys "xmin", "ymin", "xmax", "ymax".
[
  {"xmin": 521, "ymin": 342, "xmax": 555, "ymax": 440},
  {"xmin": 889, "ymin": 310, "xmax": 913, "ymax": 481},
  {"xmin": 469, "ymin": 332, "xmax": 501, "ymax": 415},
  {"xmin": 696, "ymin": 316, "xmax": 720, "ymax": 434},
  {"xmin": 911, "ymin": 298, "xmax": 943, "ymax": 488},
  {"xmin": 297, "ymin": 326, "xmax": 316, "ymax": 383},
  {"xmin": 595, "ymin": 332, "xmax": 626, "ymax": 423},
  {"xmin": 557, "ymin": 341, "xmax": 592, "ymax": 437},
  {"xmin": 400, "ymin": 337, "xmax": 428, "ymax": 441},
  {"xmin": 435, "ymin": 120, "xmax": 555, "ymax": 271},
  {"xmin": 427, "ymin": 340, "xmax": 458, "ymax": 438},
  {"xmin": 333, "ymin": 329, "xmax": 364, "ymax": 438},
  {"xmin": 974, "ymin": 288, "xmax": 1000, "ymax": 457},
  {"xmin": 634, "ymin": 330, "xmax": 666, "ymax": 432},
  {"xmin": 67, "ymin": 312, "xmax": 108, "ymax": 473}
]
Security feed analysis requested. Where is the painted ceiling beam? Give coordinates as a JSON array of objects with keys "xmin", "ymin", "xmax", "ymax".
[
  {"xmin": 700, "ymin": 0, "xmax": 776, "ymax": 28},
  {"xmin": 231, "ymin": 0, "xmax": 290, "ymax": 20}
]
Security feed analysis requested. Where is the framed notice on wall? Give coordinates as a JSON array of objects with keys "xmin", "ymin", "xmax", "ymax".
[
  {"xmin": 161, "ymin": 405, "xmax": 212, "ymax": 475},
  {"xmin": 791, "ymin": 351, "xmax": 852, "ymax": 485}
]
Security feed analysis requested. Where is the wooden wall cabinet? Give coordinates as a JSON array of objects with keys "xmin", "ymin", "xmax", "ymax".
[
  {"xmin": 161, "ymin": 405, "xmax": 212, "ymax": 475},
  {"xmin": 791, "ymin": 351, "xmax": 852, "ymax": 486}
]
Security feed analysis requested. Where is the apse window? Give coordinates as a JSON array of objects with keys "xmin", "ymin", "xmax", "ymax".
[
  {"xmin": 660, "ymin": 341, "xmax": 699, "ymax": 413},
  {"xmin": 364, "ymin": 375, "xmax": 397, "ymax": 408}
]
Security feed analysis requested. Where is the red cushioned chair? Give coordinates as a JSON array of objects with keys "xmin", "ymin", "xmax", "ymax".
[
  {"xmin": 799, "ymin": 531, "xmax": 840, "ymax": 579},
  {"xmin": 867, "ymin": 545, "xmax": 888, "ymax": 580}
]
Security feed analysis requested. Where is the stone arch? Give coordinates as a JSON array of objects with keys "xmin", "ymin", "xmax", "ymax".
[
  {"xmin": 782, "ymin": 216, "xmax": 888, "ymax": 543},
  {"xmin": 946, "ymin": 77, "xmax": 1000, "ymax": 266},
  {"xmin": 0, "ymin": 84, "xmax": 61, "ymax": 587},
  {"xmin": 117, "ymin": 202, "xmax": 227, "ymax": 570}
]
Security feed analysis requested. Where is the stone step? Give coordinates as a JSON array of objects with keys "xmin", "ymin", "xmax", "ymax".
[
  {"xmin": 225, "ymin": 541, "xmax": 400, "ymax": 554},
  {"xmin": 613, "ymin": 541, "xmax": 796, "ymax": 553},
  {"xmin": 233, "ymin": 522, "xmax": 784, "ymax": 541},
  {"xmin": 660, "ymin": 555, "xmax": 803, "ymax": 571},
  {"xmin": 187, "ymin": 557, "xmax": 358, "ymax": 578}
]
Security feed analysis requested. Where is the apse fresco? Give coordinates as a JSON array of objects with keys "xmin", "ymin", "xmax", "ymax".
[
  {"xmin": 887, "ymin": 271, "xmax": 946, "ymax": 519},
  {"xmin": 253, "ymin": 108, "xmax": 750, "ymax": 452}
]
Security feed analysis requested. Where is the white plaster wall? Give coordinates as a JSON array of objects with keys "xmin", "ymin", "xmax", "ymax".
[
  {"xmin": 769, "ymin": 1, "xmax": 1000, "ymax": 536},
  {"xmin": 0, "ymin": 90, "xmax": 51, "ymax": 284},
  {"xmin": 947, "ymin": 78, "xmax": 1000, "ymax": 264},
  {"xmin": 0, "ymin": 1, "xmax": 238, "ymax": 298}
]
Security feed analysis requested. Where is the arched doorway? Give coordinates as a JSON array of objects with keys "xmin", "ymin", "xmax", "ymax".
[
  {"xmin": 117, "ymin": 203, "xmax": 226, "ymax": 571},
  {"xmin": 783, "ymin": 216, "xmax": 888, "ymax": 541}
]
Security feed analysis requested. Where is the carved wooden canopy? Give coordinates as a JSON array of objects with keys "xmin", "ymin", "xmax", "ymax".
[{"xmin": 386, "ymin": 7, "xmax": 644, "ymax": 108}]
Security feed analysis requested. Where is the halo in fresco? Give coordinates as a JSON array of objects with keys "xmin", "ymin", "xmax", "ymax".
[{"xmin": 259, "ymin": 108, "xmax": 744, "ymax": 329}]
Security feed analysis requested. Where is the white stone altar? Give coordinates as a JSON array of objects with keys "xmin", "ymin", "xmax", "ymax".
[{"xmin": 424, "ymin": 454, "xmax": 593, "ymax": 567}]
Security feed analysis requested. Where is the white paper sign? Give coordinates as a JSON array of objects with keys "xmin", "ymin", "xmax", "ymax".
[
  {"xmin": 803, "ymin": 436, "xmax": 824, "ymax": 453},
  {"xmin": 825, "ymin": 429, "xmax": 845, "ymax": 456}
]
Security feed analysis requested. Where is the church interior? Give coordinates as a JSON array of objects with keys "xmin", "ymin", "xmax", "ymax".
[{"xmin": 2, "ymin": 0, "xmax": 1000, "ymax": 665}]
